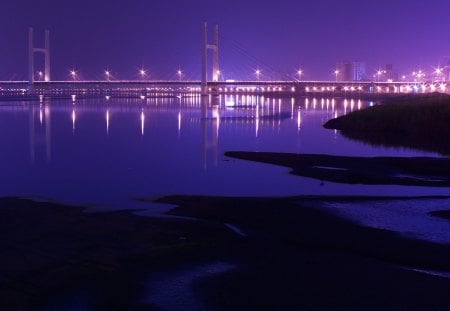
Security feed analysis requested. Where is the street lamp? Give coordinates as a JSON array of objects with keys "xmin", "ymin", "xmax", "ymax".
[
  {"xmin": 38, "ymin": 71, "xmax": 43, "ymax": 81},
  {"xmin": 334, "ymin": 70, "xmax": 339, "ymax": 82},
  {"xmin": 70, "ymin": 70, "xmax": 76, "ymax": 81},
  {"xmin": 414, "ymin": 70, "xmax": 425, "ymax": 82},
  {"xmin": 435, "ymin": 67, "xmax": 443, "ymax": 81},
  {"xmin": 255, "ymin": 69, "xmax": 261, "ymax": 81},
  {"xmin": 105, "ymin": 70, "xmax": 111, "ymax": 81},
  {"xmin": 177, "ymin": 70, "xmax": 182, "ymax": 81},
  {"xmin": 296, "ymin": 69, "xmax": 303, "ymax": 81},
  {"xmin": 139, "ymin": 69, "xmax": 146, "ymax": 80},
  {"xmin": 376, "ymin": 70, "xmax": 383, "ymax": 82}
]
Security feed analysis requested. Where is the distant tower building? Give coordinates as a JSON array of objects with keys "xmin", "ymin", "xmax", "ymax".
[
  {"xmin": 336, "ymin": 61, "xmax": 366, "ymax": 81},
  {"xmin": 352, "ymin": 62, "xmax": 366, "ymax": 81},
  {"xmin": 443, "ymin": 59, "xmax": 450, "ymax": 81},
  {"xmin": 382, "ymin": 64, "xmax": 398, "ymax": 81},
  {"xmin": 336, "ymin": 62, "xmax": 351, "ymax": 81}
]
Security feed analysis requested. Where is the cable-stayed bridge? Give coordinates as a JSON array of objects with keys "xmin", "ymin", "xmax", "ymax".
[{"xmin": 0, "ymin": 23, "xmax": 447, "ymax": 100}]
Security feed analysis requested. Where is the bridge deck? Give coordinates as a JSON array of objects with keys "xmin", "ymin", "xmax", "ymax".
[{"xmin": 0, "ymin": 80, "xmax": 447, "ymax": 99}]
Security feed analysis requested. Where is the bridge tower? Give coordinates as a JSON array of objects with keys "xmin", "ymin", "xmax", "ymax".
[
  {"xmin": 28, "ymin": 27, "xmax": 51, "ymax": 84},
  {"xmin": 201, "ymin": 22, "xmax": 219, "ymax": 95}
]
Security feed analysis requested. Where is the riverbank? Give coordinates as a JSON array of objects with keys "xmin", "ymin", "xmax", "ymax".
[
  {"xmin": 225, "ymin": 151, "xmax": 450, "ymax": 186},
  {"xmin": 323, "ymin": 92, "xmax": 450, "ymax": 154},
  {"xmin": 3, "ymin": 195, "xmax": 450, "ymax": 310}
]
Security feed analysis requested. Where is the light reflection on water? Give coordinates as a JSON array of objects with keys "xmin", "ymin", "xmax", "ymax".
[
  {"xmin": 0, "ymin": 95, "xmax": 448, "ymax": 213},
  {"xmin": 317, "ymin": 198, "xmax": 450, "ymax": 244}
]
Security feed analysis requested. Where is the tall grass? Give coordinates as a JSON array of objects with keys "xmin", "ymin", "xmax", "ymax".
[{"xmin": 323, "ymin": 93, "xmax": 450, "ymax": 154}]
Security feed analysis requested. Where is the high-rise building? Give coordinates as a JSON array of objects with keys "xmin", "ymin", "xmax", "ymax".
[
  {"xmin": 352, "ymin": 62, "xmax": 366, "ymax": 81},
  {"xmin": 336, "ymin": 61, "xmax": 366, "ymax": 81},
  {"xmin": 383, "ymin": 64, "xmax": 398, "ymax": 81}
]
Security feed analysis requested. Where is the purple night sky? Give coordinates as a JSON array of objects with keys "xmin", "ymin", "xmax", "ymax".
[{"xmin": 0, "ymin": 0, "xmax": 449, "ymax": 81}]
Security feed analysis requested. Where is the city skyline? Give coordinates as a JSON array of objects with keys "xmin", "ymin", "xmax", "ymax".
[{"xmin": 1, "ymin": 0, "xmax": 450, "ymax": 81}]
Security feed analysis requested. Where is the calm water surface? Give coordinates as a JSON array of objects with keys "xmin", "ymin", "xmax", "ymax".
[
  {"xmin": 0, "ymin": 95, "xmax": 448, "ymax": 212},
  {"xmin": 5, "ymin": 95, "xmax": 450, "ymax": 309}
]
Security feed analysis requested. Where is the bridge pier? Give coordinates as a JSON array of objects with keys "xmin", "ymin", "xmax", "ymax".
[
  {"xmin": 201, "ymin": 22, "xmax": 219, "ymax": 95},
  {"xmin": 28, "ymin": 27, "xmax": 51, "ymax": 85}
]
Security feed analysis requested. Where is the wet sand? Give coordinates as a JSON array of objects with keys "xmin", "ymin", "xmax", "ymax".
[
  {"xmin": 429, "ymin": 210, "xmax": 450, "ymax": 220},
  {"xmin": 225, "ymin": 151, "xmax": 450, "ymax": 186},
  {"xmin": 3, "ymin": 194, "xmax": 450, "ymax": 310},
  {"xmin": 0, "ymin": 197, "xmax": 238, "ymax": 310},
  {"xmin": 159, "ymin": 194, "xmax": 450, "ymax": 310}
]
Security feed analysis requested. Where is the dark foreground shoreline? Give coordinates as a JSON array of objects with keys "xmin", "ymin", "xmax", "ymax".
[
  {"xmin": 2, "ymin": 194, "xmax": 450, "ymax": 310},
  {"xmin": 0, "ymin": 197, "xmax": 239, "ymax": 310}
]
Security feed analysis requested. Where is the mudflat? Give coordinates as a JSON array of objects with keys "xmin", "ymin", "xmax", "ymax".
[
  {"xmin": 225, "ymin": 151, "xmax": 450, "ymax": 186},
  {"xmin": 0, "ymin": 197, "xmax": 237, "ymax": 310},
  {"xmin": 158, "ymin": 194, "xmax": 450, "ymax": 310},
  {"xmin": 3, "ymin": 193, "xmax": 450, "ymax": 309}
]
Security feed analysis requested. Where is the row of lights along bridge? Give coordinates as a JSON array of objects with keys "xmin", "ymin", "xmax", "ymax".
[{"xmin": 34, "ymin": 68, "xmax": 447, "ymax": 82}]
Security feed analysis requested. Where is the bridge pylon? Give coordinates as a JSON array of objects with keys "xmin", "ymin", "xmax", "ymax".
[
  {"xmin": 28, "ymin": 27, "xmax": 51, "ymax": 84},
  {"xmin": 201, "ymin": 22, "xmax": 219, "ymax": 95}
]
